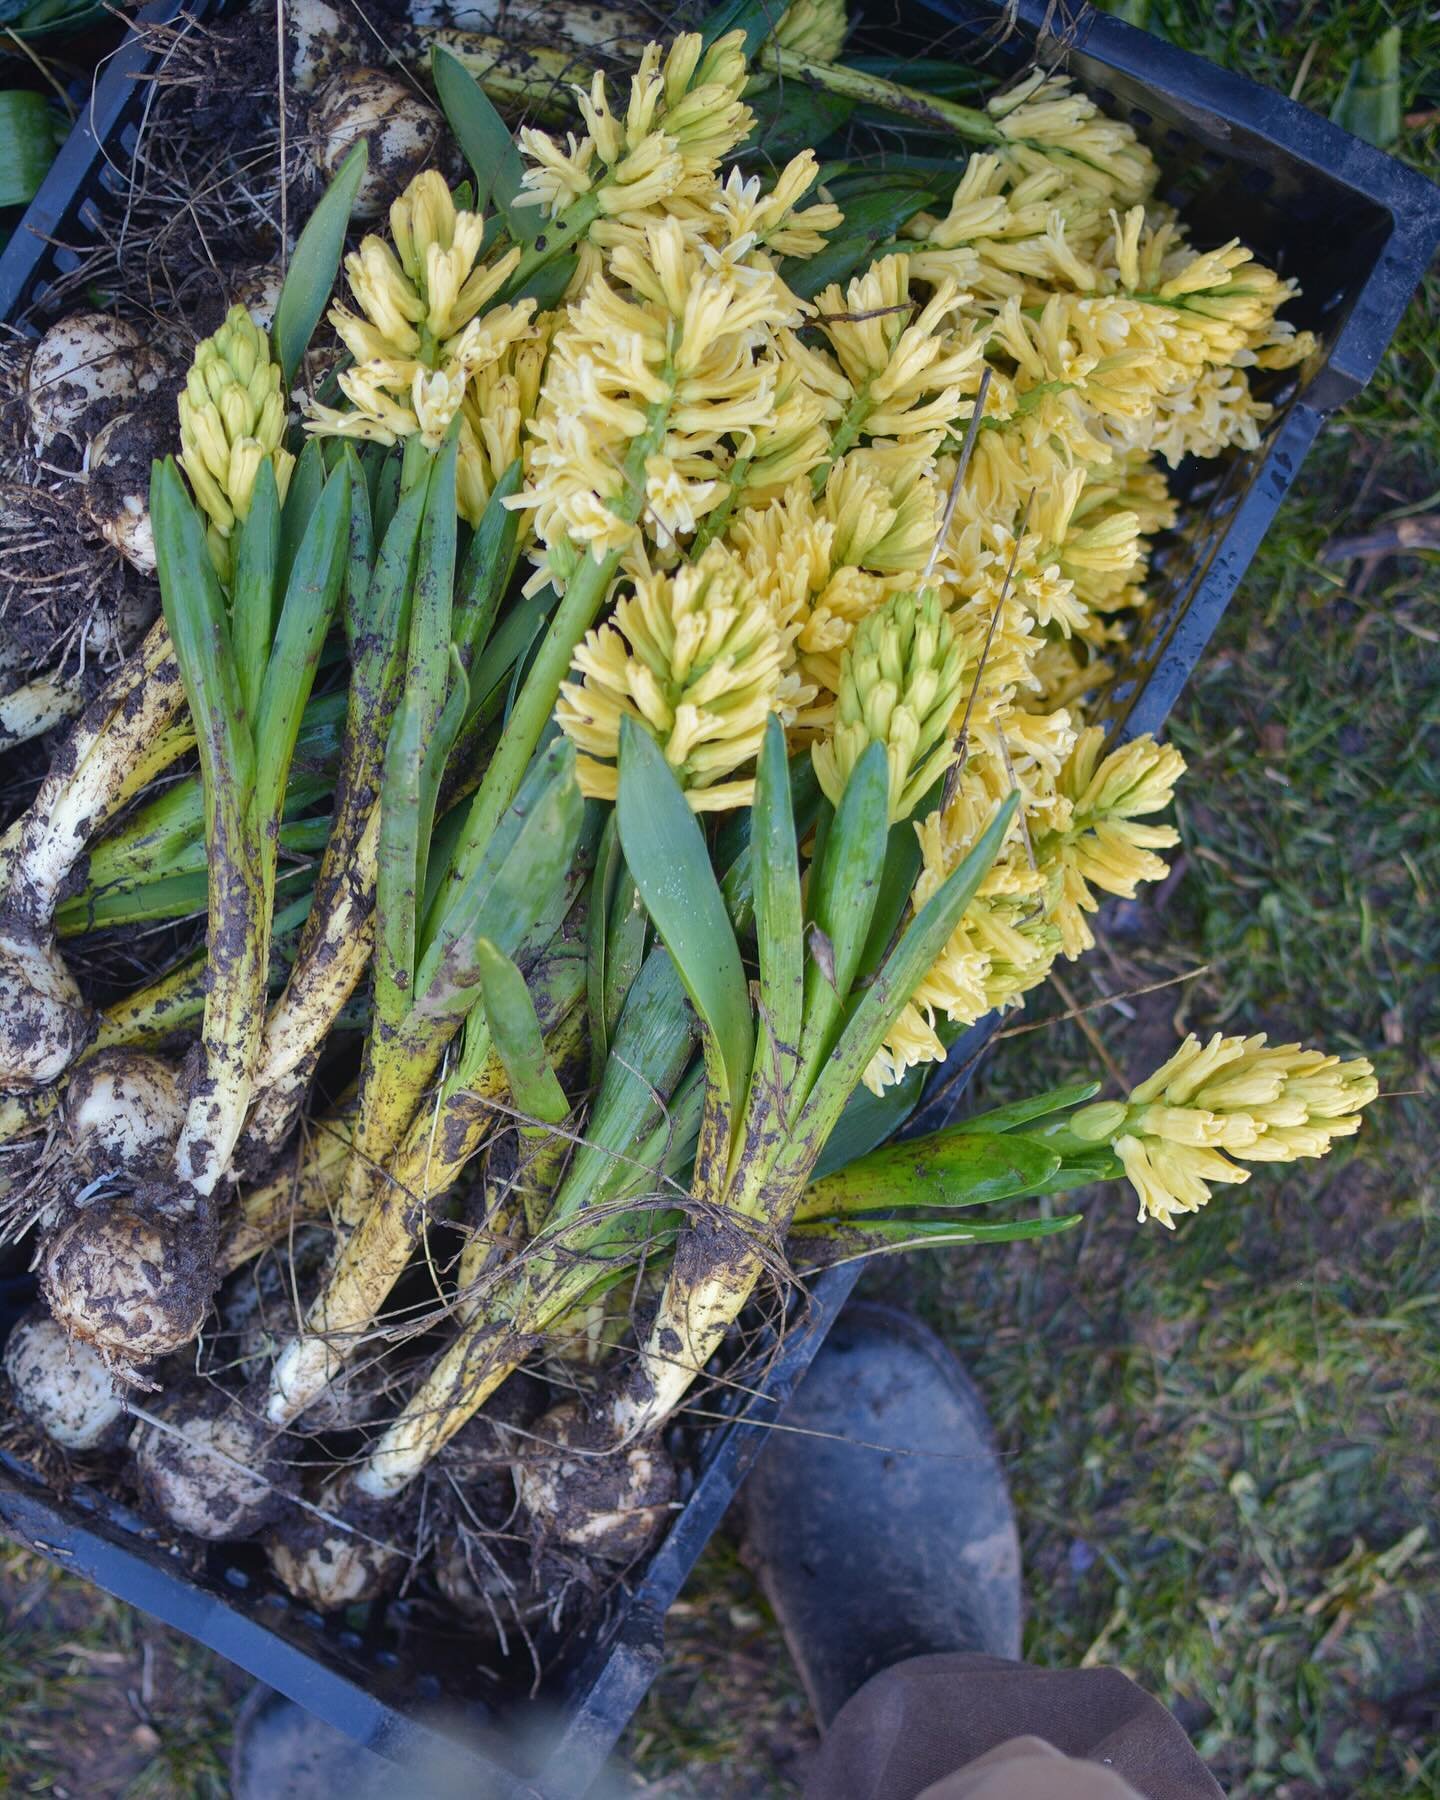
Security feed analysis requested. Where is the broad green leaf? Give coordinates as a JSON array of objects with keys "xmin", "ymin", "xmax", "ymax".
[
  {"xmin": 1330, "ymin": 24, "xmax": 1402, "ymax": 148},
  {"xmin": 431, "ymin": 45, "xmax": 537, "ymax": 237},
  {"xmin": 409, "ymin": 428, "xmax": 460, "ymax": 711},
  {"xmin": 454, "ymin": 458, "xmax": 523, "ymax": 693},
  {"xmin": 254, "ymin": 465, "xmax": 350, "ymax": 830},
  {"xmin": 790, "ymin": 1210, "xmax": 1082, "ymax": 1265},
  {"xmin": 474, "ymin": 937, "xmax": 569, "ymax": 1125},
  {"xmin": 338, "ymin": 444, "xmax": 376, "ymax": 644},
  {"xmin": 272, "ymin": 141, "xmax": 368, "ymax": 388},
  {"xmin": 794, "ymin": 1127, "xmax": 1061, "ymax": 1221},
  {"xmin": 811, "ymin": 1061, "xmax": 929, "ymax": 1178},
  {"xmin": 415, "ymin": 647, "xmax": 469, "ymax": 898},
  {"xmin": 616, "ymin": 718, "xmax": 755, "ymax": 1116},
  {"xmin": 701, "ymin": 0, "xmax": 778, "ymax": 55},
  {"xmin": 857, "ymin": 808, "xmax": 927, "ymax": 982},
  {"xmin": 376, "ymin": 689, "xmax": 424, "ymax": 1024},
  {"xmin": 586, "ymin": 812, "xmax": 623, "ymax": 1071},
  {"xmin": 0, "ymin": 91, "xmax": 61, "ymax": 209},
  {"xmin": 783, "ymin": 187, "xmax": 937, "ymax": 298},
  {"xmin": 416, "ymin": 738, "xmax": 585, "ymax": 1020},
  {"xmin": 229, "ymin": 461, "xmax": 280, "ymax": 724},
  {"xmin": 751, "ymin": 715, "xmax": 803, "ymax": 1090},
  {"xmin": 796, "ymin": 741, "xmax": 890, "ymax": 1089},
  {"xmin": 151, "ymin": 458, "xmax": 254, "ymax": 807},
  {"xmin": 55, "ymin": 862, "xmax": 314, "ymax": 937},
  {"xmin": 277, "ymin": 437, "xmax": 327, "ymax": 593},
  {"xmin": 790, "ymin": 792, "xmax": 1017, "ymax": 1167},
  {"xmin": 964, "ymin": 1080, "xmax": 1104, "ymax": 1134},
  {"xmin": 548, "ymin": 945, "xmax": 699, "ymax": 1225}
]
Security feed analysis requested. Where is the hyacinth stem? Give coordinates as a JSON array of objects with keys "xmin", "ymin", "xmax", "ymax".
[
  {"xmin": 219, "ymin": 1115, "xmax": 354, "ymax": 1275},
  {"xmin": 0, "ymin": 672, "xmax": 82, "ymax": 752},
  {"xmin": 0, "ymin": 620, "xmax": 188, "ymax": 926},
  {"xmin": 758, "ymin": 44, "xmax": 1005, "ymax": 143},
  {"xmin": 263, "ymin": 961, "xmax": 586, "ymax": 1428},
  {"xmin": 431, "ymin": 379, "xmax": 674, "ymax": 922}
]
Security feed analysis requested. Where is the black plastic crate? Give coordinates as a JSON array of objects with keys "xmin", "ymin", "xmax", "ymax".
[{"xmin": 0, "ymin": 2, "xmax": 1436, "ymax": 1793}]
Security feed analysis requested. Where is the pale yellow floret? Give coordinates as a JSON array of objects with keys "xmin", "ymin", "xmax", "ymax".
[
  {"xmin": 556, "ymin": 541, "xmax": 785, "ymax": 809},
  {"xmin": 1071, "ymin": 1033, "xmax": 1378, "ymax": 1227},
  {"xmin": 178, "ymin": 305, "xmax": 295, "ymax": 547}
]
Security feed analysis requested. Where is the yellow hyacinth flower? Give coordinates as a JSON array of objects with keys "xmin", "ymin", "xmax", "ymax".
[
  {"xmin": 555, "ymin": 543, "xmax": 787, "ymax": 810},
  {"xmin": 178, "ymin": 304, "xmax": 295, "ymax": 554},
  {"xmin": 1038, "ymin": 726, "xmax": 1185, "ymax": 957},
  {"xmin": 1070, "ymin": 1034, "xmax": 1379, "ymax": 1227},
  {"xmin": 515, "ymin": 32, "xmax": 753, "ymax": 230}
]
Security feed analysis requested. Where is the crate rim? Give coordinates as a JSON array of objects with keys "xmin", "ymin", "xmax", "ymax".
[{"xmin": 0, "ymin": 1, "xmax": 1436, "ymax": 1794}]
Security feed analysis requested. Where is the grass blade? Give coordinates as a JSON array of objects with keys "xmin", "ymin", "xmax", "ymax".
[{"xmin": 790, "ymin": 1211, "xmax": 1082, "ymax": 1264}]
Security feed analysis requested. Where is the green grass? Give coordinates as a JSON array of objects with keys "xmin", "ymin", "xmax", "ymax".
[{"xmin": 4, "ymin": 4, "xmax": 1439, "ymax": 1796}]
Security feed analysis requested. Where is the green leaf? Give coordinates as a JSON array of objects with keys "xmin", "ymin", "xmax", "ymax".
[
  {"xmin": 782, "ymin": 187, "xmax": 936, "ymax": 298},
  {"xmin": 228, "ymin": 460, "xmax": 280, "ymax": 725},
  {"xmin": 1330, "ymin": 24, "xmax": 1403, "ymax": 148},
  {"xmin": 586, "ymin": 812, "xmax": 623, "ymax": 1072},
  {"xmin": 406, "ymin": 428, "xmax": 461, "ymax": 743},
  {"xmin": 431, "ymin": 45, "xmax": 538, "ymax": 238},
  {"xmin": 151, "ymin": 459, "xmax": 254, "ymax": 805},
  {"xmin": 791, "ymin": 793, "xmax": 1018, "ymax": 1168},
  {"xmin": 751, "ymin": 715, "xmax": 803, "ymax": 1090},
  {"xmin": 701, "ymin": 0, "xmax": 778, "ymax": 56},
  {"xmin": 964, "ymin": 1080, "xmax": 1105, "ymax": 1134},
  {"xmin": 272, "ymin": 140, "xmax": 368, "ymax": 388},
  {"xmin": 454, "ymin": 458, "xmax": 523, "ymax": 695},
  {"xmin": 376, "ymin": 690, "xmax": 425, "ymax": 1024},
  {"xmin": 416, "ymin": 738, "xmax": 585, "ymax": 1021},
  {"xmin": 338, "ymin": 449, "xmax": 376, "ymax": 650},
  {"xmin": 795, "ymin": 1128, "xmax": 1061, "ymax": 1221},
  {"xmin": 790, "ymin": 1211, "xmax": 1082, "ymax": 1265},
  {"xmin": 0, "ymin": 91, "xmax": 60, "ymax": 209},
  {"xmin": 277, "ymin": 438, "xmax": 326, "ymax": 594},
  {"xmin": 796, "ymin": 741, "xmax": 890, "ymax": 1089},
  {"xmin": 811, "ymin": 1061, "xmax": 930, "ymax": 1178},
  {"xmin": 474, "ymin": 938, "xmax": 569, "ymax": 1125},
  {"xmin": 548, "ymin": 944, "xmax": 700, "ymax": 1225},
  {"xmin": 616, "ymin": 717, "xmax": 755, "ymax": 1116},
  {"xmin": 253, "ymin": 465, "xmax": 350, "ymax": 830}
]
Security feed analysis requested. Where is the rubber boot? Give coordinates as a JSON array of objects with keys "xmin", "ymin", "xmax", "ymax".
[{"xmin": 741, "ymin": 1300, "xmax": 1022, "ymax": 1727}]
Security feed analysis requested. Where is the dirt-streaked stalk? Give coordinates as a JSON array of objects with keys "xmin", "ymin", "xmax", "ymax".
[{"xmin": 263, "ymin": 937, "xmax": 586, "ymax": 1426}]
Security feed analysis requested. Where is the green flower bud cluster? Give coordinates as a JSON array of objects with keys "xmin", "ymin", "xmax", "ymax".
[
  {"xmin": 178, "ymin": 305, "xmax": 295, "ymax": 545},
  {"xmin": 812, "ymin": 588, "xmax": 966, "ymax": 822}
]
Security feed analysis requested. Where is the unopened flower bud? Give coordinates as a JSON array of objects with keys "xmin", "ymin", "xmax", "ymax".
[
  {"xmin": 178, "ymin": 304, "xmax": 294, "ymax": 542},
  {"xmin": 812, "ymin": 589, "xmax": 966, "ymax": 821}
]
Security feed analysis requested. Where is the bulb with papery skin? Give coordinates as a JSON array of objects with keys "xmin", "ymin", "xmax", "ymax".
[{"xmin": 4, "ymin": 1307, "xmax": 131, "ymax": 1451}]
